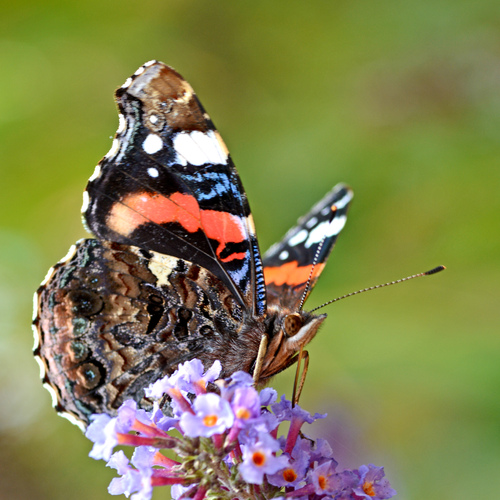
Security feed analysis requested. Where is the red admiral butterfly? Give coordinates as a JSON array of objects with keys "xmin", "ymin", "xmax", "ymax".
[{"xmin": 33, "ymin": 61, "xmax": 353, "ymax": 429}]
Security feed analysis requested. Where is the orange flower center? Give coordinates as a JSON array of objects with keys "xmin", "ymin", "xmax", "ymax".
[
  {"xmin": 318, "ymin": 475, "xmax": 327, "ymax": 490},
  {"xmin": 363, "ymin": 481, "xmax": 376, "ymax": 496},
  {"xmin": 283, "ymin": 468, "xmax": 298, "ymax": 483},
  {"xmin": 252, "ymin": 451, "xmax": 266, "ymax": 467},
  {"xmin": 236, "ymin": 408, "xmax": 251, "ymax": 420},
  {"xmin": 202, "ymin": 414, "xmax": 218, "ymax": 427}
]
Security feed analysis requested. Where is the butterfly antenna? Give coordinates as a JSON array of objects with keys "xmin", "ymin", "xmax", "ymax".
[
  {"xmin": 298, "ymin": 205, "xmax": 338, "ymax": 311},
  {"xmin": 309, "ymin": 265, "xmax": 446, "ymax": 313}
]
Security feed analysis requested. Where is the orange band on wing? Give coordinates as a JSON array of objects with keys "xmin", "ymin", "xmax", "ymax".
[
  {"xmin": 264, "ymin": 261, "xmax": 325, "ymax": 287},
  {"xmin": 199, "ymin": 209, "xmax": 246, "ymax": 246},
  {"xmin": 106, "ymin": 191, "xmax": 247, "ymax": 258}
]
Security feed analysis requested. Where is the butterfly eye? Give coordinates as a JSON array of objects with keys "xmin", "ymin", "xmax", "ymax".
[{"xmin": 283, "ymin": 313, "xmax": 303, "ymax": 337}]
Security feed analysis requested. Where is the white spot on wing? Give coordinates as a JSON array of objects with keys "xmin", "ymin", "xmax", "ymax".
[
  {"xmin": 121, "ymin": 77, "xmax": 133, "ymax": 89},
  {"xmin": 146, "ymin": 253, "xmax": 182, "ymax": 287},
  {"xmin": 305, "ymin": 223, "xmax": 327, "ymax": 248},
  {"xmin": 39, "ymin": 243, "xmax": 77, "ymax": 289},
  {"xmin": 328, "ymin": 214, "xmax": 347, "ymax": 235},
  {"xmin": 147, "ymin": 167, "xmax": 159, "ymax": 178},
  {"xmin": 333, "ymin": 191, "xmax": 352, "ymax": 210},
  {"xmin": 81, "ymin": 190, "xmax": 90, "ymax": 213},
  {"xmin": 149, "ymin": 114, "xmax": 158, "ymax": 124},
  {"xmin": 43, "ymin": 381, "xmax": 59, "ymax": 407},
  {"xmin": 105, "ymin": 138, "xmax": 120, "ymax": 159},
  {"xmin": 305, "ymin": 215, "xmax": 346, "ymax": 248},
  {"xmin": 32, "ymin": 322, "xmax": 40, "ymax": 350},
  {"xmin": 117, "ymin": 113, "xmax": 126, "ymax": 134},
  {"xmin": 173, "ymin": 130, "xmax": 228, "ymax": 166},
  {"xmin": 58, "ymin": 244, "xmax": 78, "ymax": 265},
  {"xmin": 143, "ymin": 134, "xmax": 163, "ymax": 154},
  {"xmin": 320, "ymin": 207, "xmax": 330, "ymax": 216},
  {"xmin": 279, "ymin": 250, "xmax": 289, "ymax": 260},
  {"xmin": 175, "ymin": 150, "xmax": 188, "ymax": 166},
  {"xmin": 32, "ymin": 290, "xmax": 41, "ymax": 322},
  {"xmin": 39, "ymin": 265, "xmax": 57, "ymax": 287},
  {"xmin": 306, "ymin": 216, "xmax": 318, "ymax": 229},
  {"xmin": 289, "ymin": 229, "xmax": 308, "ymax": 247},
  {"xmin": 34, "ymin": 354, "xmax": 46, "ymax": 378},
  {"xmin": 201, "ymin": 130, "xmax": 227, "ymax": 163},
  {"xmin": 88, "ymin": 164, "xmax": 101, "ymax": 182},
  {"xmin": 60, "ymin": 412, "xmax": 86, "ymax": 431}
]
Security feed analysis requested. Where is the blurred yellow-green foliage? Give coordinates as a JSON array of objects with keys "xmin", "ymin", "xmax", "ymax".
[{"xmin": 1, "ymin": 1, "xmax": 498, "ymax": 499}]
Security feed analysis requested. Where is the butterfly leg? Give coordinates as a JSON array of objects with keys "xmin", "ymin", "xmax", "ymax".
[{"xmin": 292, "ymin": 348, "xmax": 309, "ymax": 407}]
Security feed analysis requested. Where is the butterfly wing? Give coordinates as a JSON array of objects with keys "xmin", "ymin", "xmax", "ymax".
[
  {"xmin": 33, "ymin": 238, "xmax": 260, "ymax": 427},
  {"xmin": 263, "ymin": 184, "xmax": 353, "ymax": 310},
  {"xmin": 83, "ymin": 61, "xmax": 266, "ymax": 317}
]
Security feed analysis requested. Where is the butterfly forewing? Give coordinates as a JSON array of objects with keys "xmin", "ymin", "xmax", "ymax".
[
  {"xmin": 263, "ymin": 183, "xmax": 353, "ymax": 310},
  {"xmin": 83, "ymin": 61, "xmax": 266, "ymax": 317}
]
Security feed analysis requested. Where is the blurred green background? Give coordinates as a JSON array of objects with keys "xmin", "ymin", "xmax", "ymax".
[{"xmin": 1, "ymin": 1, "xmax": 498, "ymax": 498}]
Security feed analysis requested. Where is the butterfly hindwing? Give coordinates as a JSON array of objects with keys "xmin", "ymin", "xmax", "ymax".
[
  {"xmin": 263, "ymin": 183, "xmax": 353, "ymax": 310},
  {"xmin": 33, "ymin": 238, "xmax": 262, "ymax": 427},
  {"xmin": 83, "ymin": 61, "xmax": 266, "ymax": 317}
]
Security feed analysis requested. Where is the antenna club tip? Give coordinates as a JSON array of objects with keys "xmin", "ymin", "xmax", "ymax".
[{"xmin": 424, "ymin": 265, "xmax": 446, "ymax": 276}]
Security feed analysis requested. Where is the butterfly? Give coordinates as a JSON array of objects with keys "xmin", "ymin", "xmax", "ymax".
[{"xmin": 33, "ymin": 60, "xmax": 352, "ymax": 429}]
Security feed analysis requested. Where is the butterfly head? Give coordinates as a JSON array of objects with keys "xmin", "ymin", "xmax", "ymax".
[{"xmin": 258, "ymin": 308, "xmax": 327, "ymax": 382}]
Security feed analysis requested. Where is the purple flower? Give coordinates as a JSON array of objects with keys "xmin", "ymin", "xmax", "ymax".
[
  {"xmin": 149, "ymin": 402, "xmax": 179, "ymax": 432},
  {"xmin": 218, "ymin": 370, "xmax": 255, "ymax": 404},
  {"xmin": 292, "ymin": 435, "xmax": 337, "ymax": 468},
  {"xmin": 239, "ymin": 432, "xmax": 289, "ymax": 484},
  {"xmin": 107, "ymin": 448, "xmax": 154, "ymax": 500},
  {"xmin": 226, "ymin": 370, "xmax": 254, "ymax": 387},
  {"xmin": 353, "ymin": 464, "xmax": 397, "ymax": 499},
  {"xmin": 114, "ymin": 400, "xmax": 139, "ymax": 429},
  {"xmin": 146, "ymin": 359, "xmax": 221, "ymax": 399},
  {"xmin": 309, "ymin": 460, "xmax": 335, "ymax": 494},
  {"xmin": 272, "ymin": 395, "xmax": 325, "ymax": 425},
  {"xmin": 173, "ymin": 358, "xmax": 221, "ymax": 393},
  {"xmin": 224, "ymin": 385, "xmax": 264, "ymax": 445},
  {"xmin": 180, "ymin": 393, "xmax": 234, "ymax": 437},
  {"xmin": 259, "ymin": 387, "xmax": 278, "ymax": 406},
  {"xmin": 86, "ymin": 414, "xmax": 119, "ymax": 461},
  {"xmin": 309, "ymin": 460, "xmax": 354, "ymax": 496},
  {"xmin": 85, "ymin": 357, "xmax": 396, "ymax": 500},
  {"xmin": 171, "ymin": 484, "xmax": 191, "ymax": 499},
  {"xmin": 267, "ymin": 451, "xmax": 309, "ymax": 488},
  {"xmin": 236, "ymin": 411, "xmax": 280, "ymax": 448},
  {"xmin": 309, "ymin": 437, "xmax": 336, "ymax": 464},
  {"xmin": 231, "ymin": 386, "xmax": 261, "ymax": 425},
  {"xmin": 271, "ymin": 396, "xmax": 326, "ymax": 455}
]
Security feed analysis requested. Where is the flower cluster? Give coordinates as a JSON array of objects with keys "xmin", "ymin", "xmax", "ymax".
[{"xmin": 86, "ymin": 359, "xmax": 396, "ymax": 499}]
